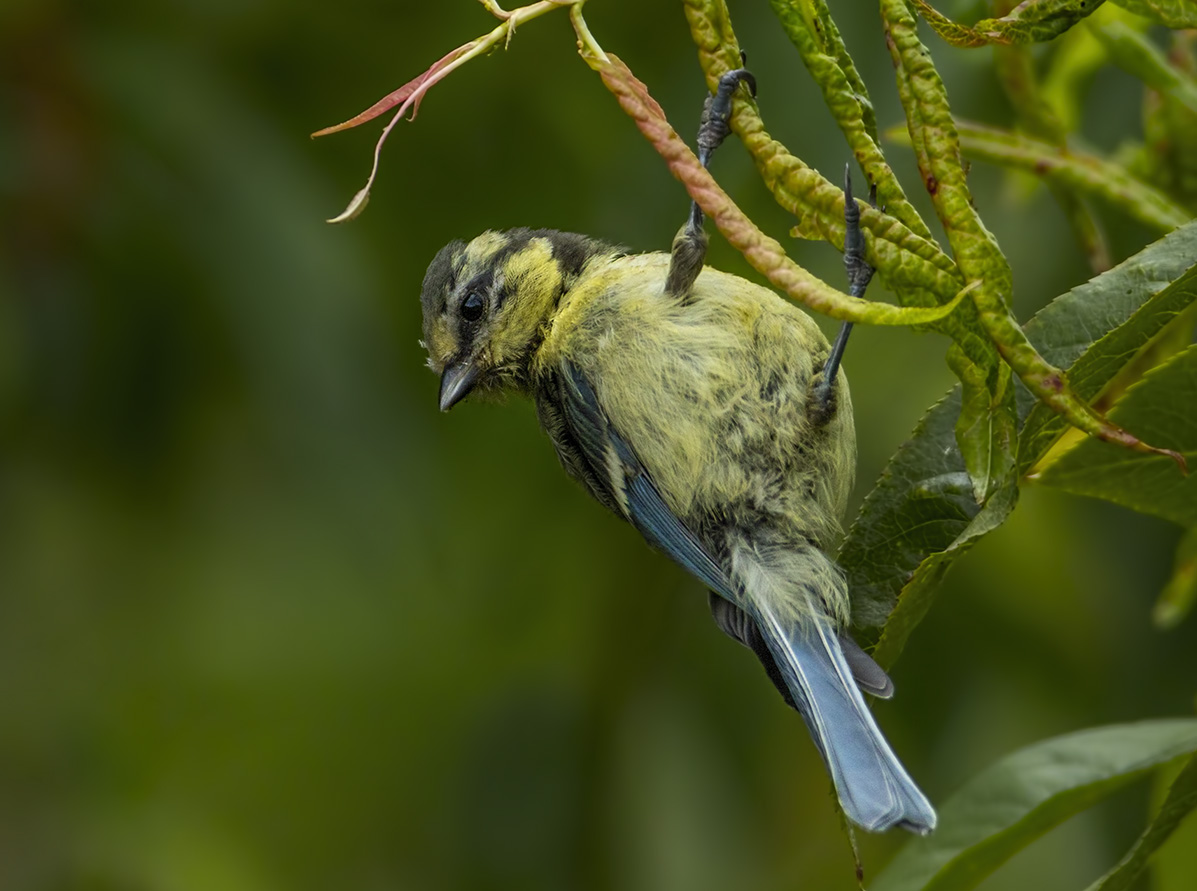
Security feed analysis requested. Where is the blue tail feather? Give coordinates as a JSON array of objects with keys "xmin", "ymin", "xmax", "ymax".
[{"xmin": 753, "ymin": 602, "xmax": 936, "ymax": 834}]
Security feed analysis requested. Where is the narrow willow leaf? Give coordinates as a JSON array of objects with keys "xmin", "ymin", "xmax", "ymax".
[
  {"xmin": 1112, "ymin": 0, "xmax": 1197, "ymax": 28},
  {"xmin": 889, "ymin": 119, "xmax": 1194, "ymax": 231},
  {"xmin": 1020, "ymin": 221, "xmax": 1197, "ymax": 470},
  {"xmin": 882, "ymin": 0, "xmax": 1018, "ymax": 500},
  {"xmin": 683, "ymin": 0, "xmax": 962, "ymax": 307},
  {"xmin": 1154, "ymin": 526, "xmax": 1197, "ymax": 629},
  {"xmin": 842, "ymin": 223, "xmax": 1197, "ymax": 656},
  {"xmin": 585, "ymin": 53, "xmax": 968, "ymax": 327},
  {"xmin": 310, "ymin": 44, "xmax": 473, "ymax": 138},
  {"xmin": 313, "ymin": 1, "xmax": 568, "ymax": 223},
  {"xmin": 913, "ymin": 0, "xmax": 1107, "ymax": 48},
  {"xmin": 1092, "ymin": 20, "xmax": 1197, "ymax": 114},
  {"xmin": 766, "ymin": 0, "xmax": 932, "ymax": 241},
  {"xmin": 1084, "ymin": 752, "xmax": 1197, "ymax": 891},
  {"xmin": 1036, "ymin": 344, "xmax": 1197, "ymax": 526},
  {"xmin": 872, "ymin": 719, "xmax": 1197, "ymax": 891}
]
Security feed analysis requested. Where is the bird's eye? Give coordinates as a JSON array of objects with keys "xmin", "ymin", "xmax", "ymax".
[{"xmin": 461, "ymin": 292, "xmax": 486, "ymax": 322}]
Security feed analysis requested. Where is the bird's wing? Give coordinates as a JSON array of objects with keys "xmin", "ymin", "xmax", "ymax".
[
  {"xmin": 559, "ymin": 361, "xmax": 895, "ymax": 700},
  {"xmin": 557, "ymin": 361, "xmax": 737, "ymax": 602}
]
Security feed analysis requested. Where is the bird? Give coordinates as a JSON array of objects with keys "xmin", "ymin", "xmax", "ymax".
[{"xmin": 416, "ymin": 69, "xmax": 936, "ymax": 835}]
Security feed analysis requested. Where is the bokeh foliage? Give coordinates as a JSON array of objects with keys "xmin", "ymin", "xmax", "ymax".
[{"xmin": 1, "ymin": 1, "xmax": 1195, "ymax": 890}]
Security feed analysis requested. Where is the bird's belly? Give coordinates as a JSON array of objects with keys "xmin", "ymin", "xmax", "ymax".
[{"xmin": 584, "ymin": 304, "xmax": 826, "ymax": 524}]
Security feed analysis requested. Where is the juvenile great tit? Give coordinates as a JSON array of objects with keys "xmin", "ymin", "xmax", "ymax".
[{"xmin": 417, "ymin": 70, "xmax": 935, "ymax": 835}]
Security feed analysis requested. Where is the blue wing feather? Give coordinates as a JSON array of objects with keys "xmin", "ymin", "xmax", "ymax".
[
  {"xmin": 556, "ymin": 361, "xmax": 935, "ymax": 834},
  {"xmin": 561, "ymin": 363, "xmax": 736, "ymax": 600}
]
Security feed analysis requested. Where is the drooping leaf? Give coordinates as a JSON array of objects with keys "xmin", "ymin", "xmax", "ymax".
[
  {"xmin": 881, "ymin": 0, "xmax": 1018, "ymax": 501},
  {"xmin": 841, "ymin": 387, "xmax": 977, "ymax": 635},
  {"xmin": 313, "ymin": 2, "xmax": 575, "ymax": 223},
  {"xmin": 585, "ymin": 53, "xmax": 968, "ymax": 327},
  {"xmin": 765, "ymin": 0, "xmax": 932, "ymax": 241},
  {"xmin": 842, "ymin": 223, "xmax": 1197, "ymax": 658},
  {"xmin": 1154, "ymin": 525, "xmax": 1197, "ymax": 629},
  {"xmin": 871, "ymin": 479, "xmax": 1018, "ymax": 668},
  {"xmin": 1020, "ymin": 221, "xmax": 1197, "ymax": 471},
  {"xmin": 1084, "ymin": 752, "xmax": 1197, "ymax": 891},
  {"xmin": 1112, "ymin": 0, "xmax": 1197, "ymax": 28},
  {"xmin": 913, "ymin": 0, "xmax": 1107, "ymax": 48},
  {"xmin": 684, "ymin": 0, "xmax": 961, "ymax": 307},
  {"xmin": 871, "ymin": 719, "xmax": 1197, "ymax": 891},
  {"xmin": 889, "ymin": 119, "xmax": 1193, "ymax": 231},
  {"xmin": 1152, "ymin": 747, "xmax": 1197, "ymax": 889},
  {"xmin": 1036, "ymin": 344, "xmax": 1197, "ymax": 525}
]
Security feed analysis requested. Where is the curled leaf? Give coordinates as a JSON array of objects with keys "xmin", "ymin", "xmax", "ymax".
[
  {"xmin": 889, "ymin": 120, "xmax": 1191, "ymax": 230},
  {"xmin": 1112, "ymin": 0, "xmax": 1197, "ymax": 28},
  {"xmin": 913, "ymin": 0, "xmax": 1106, "ymax": 48},
  {"xmin": 317, "ymin": 42, "xmax": 480, "ymax": 224},
  {"xmin": 311, "ymin": 45, "xmax": 473, "ymax": 139},
  {"xmin": 315, "ymin": 0, "xmax": 575, "ymax": 223},
  {"xmin": 583, "ymin": 53, "xmax": 967, "ymax": 327},
  {"xmin": 326, "ymin": 186, "xmax": 369, "ymax": 225},
  {"xmin": 684, "ymin": 0, "xmax": 966, "ymax": 311},
  {"xmin": 763, "ymin": 0, "xmax": 933, "ymax": 242}
]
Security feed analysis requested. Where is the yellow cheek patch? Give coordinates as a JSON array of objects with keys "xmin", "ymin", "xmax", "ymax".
[{"xmin": 425, "ymin": 317, "xmax": 458, "ymax": 372}]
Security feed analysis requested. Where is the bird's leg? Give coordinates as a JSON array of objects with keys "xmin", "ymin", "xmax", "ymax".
[
  {"xmin": 811, "ymin": 165, "xmax": 876, "ymax": 420},
  {"xmin": 665, "ymin": 64, "xmax": 757, "ymax": 300}
]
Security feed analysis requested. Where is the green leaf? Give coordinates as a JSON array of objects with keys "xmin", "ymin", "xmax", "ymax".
[
  {"xmin": 766, "ymin": 0, "xmax": 933, "ymax": 241},
  {"xmin": 1154, "ymin": 525, "xmax": 1197, "ymax": 629},
  {"xmin": 1085, "ymin": 752, "xmax": 1197, "ymax": 890},
  {"xmin": 842, "ymin": 223, "xmax": 1197, "ymax": 659},
  {"xmin": 1153, "ymin": 750, "xmax": 1197, "ymax": 890},
  {"xmin": 588, "ymin": 54, "xmax": 971, "ymax": 327},
  {"xmin": 881, "ymin": 0, "xmax": 1018, "ymax": 501},
  {"xmin": 841, "ymin": 387, "xmax": 987, "ymax": 637},
  {"xmin": 685, "ymin": 0, "xmax": 962, "ymax": 305},
  {"xmin": 913, "ymin": 0, "xmax": 1107, "ymax": 48},
  {"xmin": 871, "ymin": 480, "xmax": 1017, "ymax": 669},
  {"xmin": 871, "ymin": 719, "xmax": 1197, "ymax": 891},
  {"xmin": 1112, "ymin": 0, "xmax": 1197, "ymax": 28},
  {"xmin": 1036, "ymin": 344, "xmax": 1197, "ymax": 525},
  {"xmin": 1020, "ymin": 221, "xmax": 1197, "ymax": 471},
  {"xmin": 940, "ymin": 120, "xmax": 1193, "ymax": 230}
]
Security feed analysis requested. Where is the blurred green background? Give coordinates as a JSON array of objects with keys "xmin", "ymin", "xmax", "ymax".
[{"xmin": 1, "ymin": 2, "xmax": 1194, "ymax": 889}]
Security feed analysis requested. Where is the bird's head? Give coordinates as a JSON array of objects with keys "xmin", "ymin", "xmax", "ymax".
[{"xmin": 420, "ymin": 228, "xmax": 615, "ymax": 410}]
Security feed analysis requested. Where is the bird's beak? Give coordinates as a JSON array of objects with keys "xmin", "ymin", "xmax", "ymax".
[{"xmin": 438, "ymin": 360, "xmax": 480, "ymax": 412}]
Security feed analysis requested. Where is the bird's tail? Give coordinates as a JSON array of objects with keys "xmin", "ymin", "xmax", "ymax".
[{"xmin": 751, "ymin": 599, "xmax": 937, "ymax": 834}]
